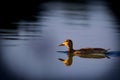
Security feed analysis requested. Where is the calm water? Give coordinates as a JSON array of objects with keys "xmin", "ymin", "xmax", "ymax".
[{"xmin": 0, "ymin": 1, "xmax": 120, "ymax": 80}]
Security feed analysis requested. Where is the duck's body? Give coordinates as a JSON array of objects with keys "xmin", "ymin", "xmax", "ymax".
[
  {"xmin": 73, "ymin": 48, "xmax": 110, "ymax": 58},
  {"xmin": 59, "ymin": 39, "xmax": 110, "ymax": 58}
]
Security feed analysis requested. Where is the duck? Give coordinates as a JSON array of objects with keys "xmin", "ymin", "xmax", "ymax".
[{"xmin": 59, "ymin": 39, "xmax": 110, "ymax": 59}]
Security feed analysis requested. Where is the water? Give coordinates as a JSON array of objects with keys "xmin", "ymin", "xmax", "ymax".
[{"xmin": 0, "ymin": 1, "xmax": 120, "ymax": 80}]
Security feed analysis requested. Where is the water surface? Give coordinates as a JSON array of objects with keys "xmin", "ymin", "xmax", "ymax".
[{"xmin": 0, "ymin": 1, "xmax": 120, "ymax": 80}]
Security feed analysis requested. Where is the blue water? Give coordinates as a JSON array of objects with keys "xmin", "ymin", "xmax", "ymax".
[
  {"xmin": 0, "ymin": 1, "xmax": 120, "ymax": 80},
  {"xmin": 107, "ymin": 51, "xmax": 120, "ymax": 57}
]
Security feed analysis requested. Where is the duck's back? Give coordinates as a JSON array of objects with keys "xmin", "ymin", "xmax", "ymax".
[
  {"xmin": 73, "ymin": 48, "xmax": 109, "ymax": 58},
  {"xmin": 79, "ymin": 48, "xmax": 108, "ymax": 54}
]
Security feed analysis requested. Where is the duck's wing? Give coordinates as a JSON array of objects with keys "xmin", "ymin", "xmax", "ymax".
[{"xmin": 79, "ymin": 48, "xmax": 108, "ymax": 54}]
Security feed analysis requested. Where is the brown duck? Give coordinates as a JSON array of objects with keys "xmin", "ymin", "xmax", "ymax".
[{"xmin": 58, "ymin": 39, "xmax": 110, "ymax": 66}]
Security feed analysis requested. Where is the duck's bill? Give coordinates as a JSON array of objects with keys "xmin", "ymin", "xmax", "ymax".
[
  {"xmin": 58, "ymin": 58, "xmax": 65, "ymax": 61},
  {"xmin": 59, "ymin": 43, "xmax": 65, "ymax": 46}
]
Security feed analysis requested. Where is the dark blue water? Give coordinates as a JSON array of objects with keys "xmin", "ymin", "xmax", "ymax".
[{"xmin": 0, "ymin": 1, "xmax": 120, "ymax": 80}]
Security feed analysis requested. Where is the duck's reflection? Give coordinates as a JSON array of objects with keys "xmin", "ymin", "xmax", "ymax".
[
  {"xmin": 58, "ymin": 52, "xmax": 74, "ymax": 66},
  {"xmin": 58, "ymin": 52, "xmax": 109, "ymax": 66},
  {"xmin": 58, "ymin": 39, "xmax": 110, "ymax": 66}
]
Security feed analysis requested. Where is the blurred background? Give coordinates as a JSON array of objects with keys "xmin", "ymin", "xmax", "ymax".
[{"xmin": 0, "ymin": 0, "xmax": 120, "ymax": 80}]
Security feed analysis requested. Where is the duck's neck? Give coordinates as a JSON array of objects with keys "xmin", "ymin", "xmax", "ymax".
[{"xmin": 66, "ymin": 45, "xmax": 74, "ymax": 52}]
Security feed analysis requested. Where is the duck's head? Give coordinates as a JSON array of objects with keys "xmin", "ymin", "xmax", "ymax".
[{"xmin": 59, "ymin": 39, "xmax": 73, "ymax": 49}]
